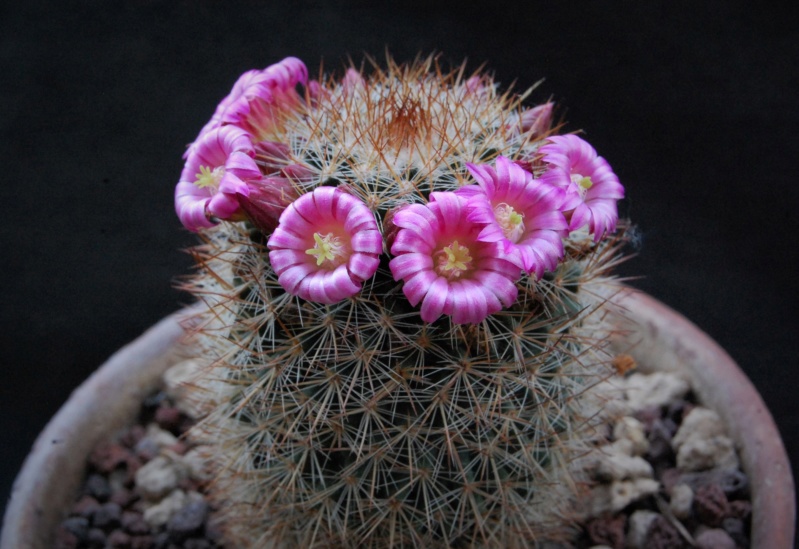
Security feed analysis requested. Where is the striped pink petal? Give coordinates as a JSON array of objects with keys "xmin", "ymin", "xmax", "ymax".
[
  {"xmin": 267, "ymin": 187, "xmax": 382, "ymax": 304},
  {"xmin": 389, "ymin": 192, "xmax": 519, "ymax": 324}
]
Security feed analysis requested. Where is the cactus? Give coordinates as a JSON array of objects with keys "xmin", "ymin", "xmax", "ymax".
[{"xmin": 174, "ymin": 55, "xmax": 628, "ymax": 548}]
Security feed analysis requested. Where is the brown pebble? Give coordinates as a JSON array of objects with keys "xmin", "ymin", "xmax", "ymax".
[
  {"xmin": 586, "ymin": 514, "xmax": 625, "ymax": 549},
  {"xmin": 694, "ymin": 484, "xmax": 730, "ymax": 527}
]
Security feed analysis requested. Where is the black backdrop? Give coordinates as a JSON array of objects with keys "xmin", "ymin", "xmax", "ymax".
[{"xmin": 2, "ymin": 0, "xmax": 798, "ymax": 525}]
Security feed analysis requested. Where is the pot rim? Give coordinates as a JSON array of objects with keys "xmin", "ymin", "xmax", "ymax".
[
  {"xmin": 1, "ymin": 306, "xmax": 199, "ymax": 549},
  {"xmin": 609, "ymin": 287, "xmax": 795, "ymax": 549}
]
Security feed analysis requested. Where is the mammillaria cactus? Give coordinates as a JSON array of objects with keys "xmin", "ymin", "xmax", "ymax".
[{"xmin": 175, "ymin": 55, "xmax": 627, "ymax": 548}]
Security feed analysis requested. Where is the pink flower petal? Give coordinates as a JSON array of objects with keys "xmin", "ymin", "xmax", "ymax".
[
  {"xmin": 420, "ymin": 277, "xmax": 449, "ymax": 323},
  {"xmin": 401, "ymin": 270, "xmax": 438, "ymax": 307}
]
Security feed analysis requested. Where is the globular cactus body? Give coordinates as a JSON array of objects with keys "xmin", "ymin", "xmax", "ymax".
[{"xmin": 177, "ymin": 55, "xmax": 627, "ymax": 548}]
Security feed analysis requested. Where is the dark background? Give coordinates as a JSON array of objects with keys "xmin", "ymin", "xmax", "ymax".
[{"xmin": 2, "ymin": 0, "xmax": 797, "ymax": 527}]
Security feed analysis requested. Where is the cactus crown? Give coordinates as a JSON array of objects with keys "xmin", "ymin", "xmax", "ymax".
[{"xmin": 177, "ymin": 54, "xmax": 628, "ymax": 548}]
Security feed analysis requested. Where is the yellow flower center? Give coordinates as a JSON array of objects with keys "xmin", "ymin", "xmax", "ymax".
[
  {"xmin": 494, "ymin": 203, "xmax": 525, "ymax": 242},
  {"xmin": 195, "ymin": 165, "xmax": 225, "ymax": 190},
  {"xmin": 571, "ymin": 173, "xmax": 593, "ymax": 197},
  {"xmin": 436, "ymin": 240, "xmax": 472, "ymax": 279},
  {"xmin": 306, "ymin": 232, "xmax": 345, "ymax": 267}
]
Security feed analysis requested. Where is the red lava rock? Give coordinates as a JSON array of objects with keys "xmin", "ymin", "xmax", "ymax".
[
  {"xmin": 660, "ymin": 468, "xmax": 682, "ymax": 494},
  {"xmin": 646, "ymin": 515, "xmax": 685, "ymax": 548},
  {"xmin": 128, "ymin": 534, "xmax": 155, "ymax": 549},
  {"xmin": 694, "ymin": 483, "xmax": 730, "ymax": 527},
  {"xmin": 167, "ymin": 440, "xmax": 190, "ymax": 455},
  {"xmin": 119, "ymin": 424, "xmax": 146, "ymax": 449},
  {"xmin": 121, "ymin": 511, "xmax": 151, "ymax": 535},
  {"xmin": 53, "ymin": 525, "xmax": 79, "ymax": 549},
  {"xmin": 695, "ymin": 528, "xmax": 736, "ymax": 549},
  {"xmin": 73, "ymin": 495, "xmax": 101, "ymax": 518},
  {"xmin": 155, "ymin": 405, "xmax": 183, "ymax": 433},
  {"xmin": 107, "ymin": 529, "xmax": 132, "ymax": 548},
  {"xmin": 109, "ymin": 487, "xmax": 137, "ymax": 509},
  {"xmin": 729, "ymin": 499, "xmax": 752, "ymax": 521},
  {"xmin": 89, "ymin": 442, "xmax": 131, "ymax": 473},
  {"xmin": 586, "ymin": 514, "xmax": 625, "ymax": 549}
]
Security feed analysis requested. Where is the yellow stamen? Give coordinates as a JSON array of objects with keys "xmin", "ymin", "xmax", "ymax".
[
  {"xmin": 494, "ymin": 203, "xmax": 525, "ymax": 242},
  {"xmin": 195, "ymin": 165, "xmax": 224, "ymax": 190},
  {"xmin": 437, "ymin": 240, "xmax": 472, "ymax": 278},
  {"xmin": 306, "ymin": 232, "xmax": 344, "ymax": 266}
]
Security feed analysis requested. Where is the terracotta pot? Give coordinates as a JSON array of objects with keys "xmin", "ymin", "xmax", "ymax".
[{"xmin": 1, "ymin": 290, "xmax": 794, "ymax": 548}]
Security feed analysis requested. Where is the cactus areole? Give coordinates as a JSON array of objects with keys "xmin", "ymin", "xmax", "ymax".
[{"xmin": 175, "ymin": 55, "xmax": 628, "ymax": 547}]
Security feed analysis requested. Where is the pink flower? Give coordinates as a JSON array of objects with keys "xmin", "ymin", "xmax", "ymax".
[
  {"xmin": 539, "ymin": 135, "xmax": 625, "ymax": 240},
  {"xmin": 175, "ymin": 126, "xmax": 261, "ymax": 231},
  {"xmin": 184, "ymin": 57, "xmax": 308, "ymax": 157},
  {"xmin": 389, "ymin": 192, "xmax": 519, "ymax": 324},
  {"xmin": 267, "ymin": 187, "xmax": 382, "ymax": 304},
  {"xmin": 237, "ymin": 176, "xmax": 298, "ymax": 233},
  {"xmin": 520, "ymin": 102, "xmax": 554, "ymax": 138},
  {"xmin": 223, "ymin": 57, "xmax": 308, "ymax": 141},
  {"xmin": 457, "ymin": 156, "xmax": 568, "ymax": 277}
]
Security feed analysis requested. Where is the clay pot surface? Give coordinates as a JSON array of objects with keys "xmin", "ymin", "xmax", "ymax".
[{"xmin": 1, "ymin": 290, "xmax": 794, "ymax": 548}]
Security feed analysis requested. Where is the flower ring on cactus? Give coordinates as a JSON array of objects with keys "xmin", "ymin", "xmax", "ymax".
[
  {"xmin": 457, "ymin": 155, "xmax": 569, "ymax": 277},
  {"xmin": 389, "ymin": 191, "xmax": 520, "ymax": 324},
  {"xmin": 267, "ymin": 186, "xmax": 382, "ymax": 304},
  {"xmin": 183, "ymin": 57, "xmax": 308, "ymax": 158},
  {"xmin": 539, "ymin": 134, "xmax": 625, "ymax": 240},
  {"xmin": 175, "ymin": 125, "xmax": 262, "ymax": 231}
]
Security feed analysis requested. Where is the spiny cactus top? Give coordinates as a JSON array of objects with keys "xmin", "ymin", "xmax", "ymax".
[{"xmin": 176, "ymin": 55, "xmax": 628, "ymax": 548}]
